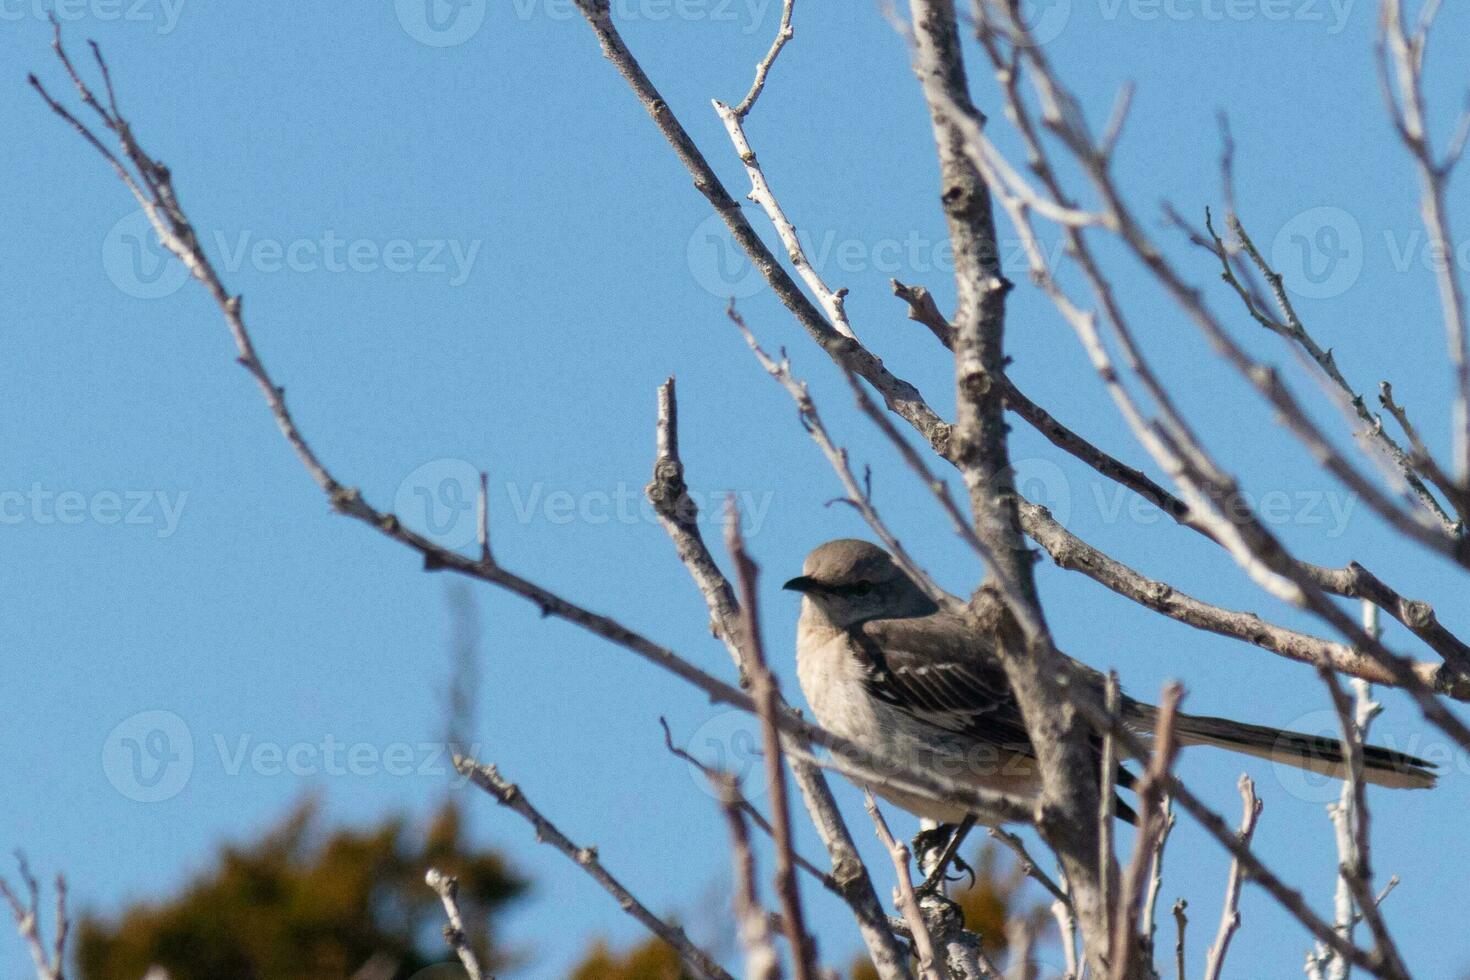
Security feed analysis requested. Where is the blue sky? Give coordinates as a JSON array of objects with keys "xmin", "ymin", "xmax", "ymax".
[{"xmin": 4, "ymin": 0, "xmax": 1469, "ymax": 976}]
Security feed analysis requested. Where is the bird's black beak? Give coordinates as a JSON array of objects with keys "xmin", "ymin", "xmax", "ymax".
[{"xmin": 783, "ymin": 575, "xmax": 820, "ymax": 594}]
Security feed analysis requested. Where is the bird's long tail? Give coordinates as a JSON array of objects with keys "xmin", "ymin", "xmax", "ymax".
[{"xmin": 1166, "ymin": 710, "xmax": 1437, "ymax": 789}]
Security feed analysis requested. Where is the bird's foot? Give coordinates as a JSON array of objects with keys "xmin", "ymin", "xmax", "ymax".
[
  {"xmin": 911, "ymin": 821, "xmax": 977, "ymax": 895},
  {"xmin": 910, "ymin": 824, "xmax": 954, "ymax": 866},
  {"xmin": 915, "ymin": 850, "xmax": 975, "ymax": 895}
]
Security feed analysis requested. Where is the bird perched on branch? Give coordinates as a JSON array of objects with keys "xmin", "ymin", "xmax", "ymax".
[{"xmin": 785, "ymin": 539, "xmax": 1436, "ymax": 884}]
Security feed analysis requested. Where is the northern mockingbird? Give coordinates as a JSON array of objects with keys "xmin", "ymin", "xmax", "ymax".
[{"xmin": 785, "ymin": 539, "xmax": 1436, "ymax": 835}]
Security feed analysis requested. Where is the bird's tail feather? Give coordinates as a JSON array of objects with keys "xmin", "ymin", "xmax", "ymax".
[{"xmin": 1170, "ymin": 711, "xmax": 1437, "ymax": 790}]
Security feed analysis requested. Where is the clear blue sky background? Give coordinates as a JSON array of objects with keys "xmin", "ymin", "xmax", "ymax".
[{"xmin": 4, "ymin": 1, "xmax": 1469, "ymax": 977}]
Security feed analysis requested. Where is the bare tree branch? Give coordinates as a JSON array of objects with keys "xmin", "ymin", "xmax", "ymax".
[
  {"xmin": 1378, "ymin": 0, "xmax": 1470, "ymax": 483},
  {"xmin": 866, "ymin": 793, "xmax": 948, "ymax": 980},
  {"xmin": 658, "ymin": 717, "xmax": 840, "ymax": 896},
  {"xmin": 455, "ymin": 756, "xmax": 734, "ymax": 980},
  {"xmin": 1073, "ymin": 692, "xmax": 1381, "ymax": 973},
  {"xmin": 732, "ymin": 0, "xmax": 795, "ymax": 118},
  {"xmin": 1316, "ymin": 604, "xmax": 1409, "ymax": 980},
  {"xmin": 571, "ymin": 0, "xmax": 952, "ymax": 454},
  {"xmin": 424, "ymin": 870, "xmax": 485, "ymax": 980},
  {"xmin": 893, "ymin": 279, "xmax": 1470, "ymax": 684},
  {"xmin": 1174, "ymin": 204, "xmax": 1461, "ymax": 535},
  {"xmin": 905, "ymin": 5, "xmax": 1109, "ymax": 973},
  {"xmin": 647, "ymin": 377, "xmax": 922, "ymax": 979},
  {"xmin": 714, "ymin": 774, "xmax": 784, "ymax": 980},
  {"xmin": 0, "ymin": 855, "xmax": 67, "ymax": 980},
  {"xmin": 1172, "ymin": 900, "xmax": 1188, "ymax": 980},
  {"xmin": 1202, "ymin": 777, "xmax": 1263, "ymax": 980},
  {"xmin": 1110, "ymin": 684, "xmax": 1183, "ymax": 980},
  {"xmin": 1141, "ymin": 795, "xmax": 1176, "ymax": 967},
  {"xmin": 960, "ymin": 1, "xmax": 1470, "ymax": 759},
  {"xmin": 725, "ymin": 513, "xmax": 819, "ymax": 980}
]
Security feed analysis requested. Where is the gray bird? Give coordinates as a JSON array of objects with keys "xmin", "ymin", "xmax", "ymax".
[{"xmin": 785, "ymin": 539, "xmax": 1436, "ymax": 832}]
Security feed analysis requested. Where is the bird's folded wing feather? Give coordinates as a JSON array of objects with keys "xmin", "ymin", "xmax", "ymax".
[{"xmin": 852, "ymin": 612, "xmax": 1035, "ymax": 753}]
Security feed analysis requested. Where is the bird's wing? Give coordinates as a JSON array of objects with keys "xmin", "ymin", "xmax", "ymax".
[{"xmin": 851, "ymin": 612, "xmax": 1035, "ymax": 754}]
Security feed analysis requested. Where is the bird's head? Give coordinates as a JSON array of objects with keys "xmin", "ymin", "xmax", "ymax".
[{"xmin": 783, "ymin": 539, "xmax": 938, "ymax": 629}]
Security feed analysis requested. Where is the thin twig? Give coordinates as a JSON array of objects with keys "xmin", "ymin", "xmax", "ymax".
[
  {"xmin": 890, "ymin": 280, "xmax": 1470, "ymax": 693},
  {"xmin": 455, "ymin": 755, "xmax": 734, "ymax": 980},
  {"xmin": 0, "ymin": 855, "xmax": 67, "ymax": 980},
  {"xmin": 476, "ymin": 471, "xmax": 491, "ymax": 564},
  {"xmin": 1141, "ymin": 795, "xmax": 1176, "ymax": 960},
  {"xmin": 1378, "ymin": 0, "xmax": 1470, "ymax": 484},
  {"xmin": 424, "ymin": 870, "xmax": 485, "ymax": 980},
  {"xmin": 1193, "ymin": 207, "xmax": 1461, "ymax": 535},
  {"xmin": 866, "ymin": 793, "xmax": 948, "ymax": 980},
  {"xmin": 732, "ymin": 0, "xmax": 795, "ymax": 118},
  {"xmin": 726, "ymin": 512, "xmax": 819, "ymax": 980},
  {"xmin": 658, "ymin": 717, "xmax": 839, "ymax": 895},
  {"xmin": 986, "ymin": 828, "xmax": 1070, "ymax": 910},
  {"xmin": 645, "ymin": 379, "xmax": 910, "ymax": 974},
  {"xmin": 1109, "ymin": 684, "xmax": 1183, "ymax": 980},
  {"xmin": 1202, "ymin": 776, "xmax": 1263, "ymax": 980},
  {"xmin": 1173, "ymin": 900, "xmax": 1188, "ymax": 980},
  {"xmin": 715, "ymin": 773, "xmax": 783, "ymax": 980},
  {"xmin": 1099, "ymin": 673, "xmax": 1120, "ymax": 941},
  {"xmin": 1317, "ymin": 602, "xmax": 1409, "ymax": 980}
]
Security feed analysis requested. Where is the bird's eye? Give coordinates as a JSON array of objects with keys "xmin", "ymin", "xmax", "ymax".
[{"xmin": 851, "ymin": 581, "xmax": 873, "ymax": 596}]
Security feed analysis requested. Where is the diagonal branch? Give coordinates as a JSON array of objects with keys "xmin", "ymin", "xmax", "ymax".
[
  {"xmin": 456, "ymin": 756, "xmax": 734, "ymax": 980},
  {"xmin": 571, "ymin": 0, "xmax": 952, "ymax": 455},
  {"xmin": 1202, "ymin": 777, "xmax": 1263, "ymax": 980},
  {"xmin": 732, "ymin": 0, "xmax": 795, "ymax": 119},
  {"xmin": 714, "ymin": 773, "xmax": 783, "ymax": 980},
  {"xmin": 30, "ymin": 35, "xmax": 1032, "ymax": 945},
  {"xmin": 866, "ymin": 793, "xmax": 949, "ymax": 980},
  {"xmin": 647, "ymin": 379, "xmax": 912, "ymax": 978},
  {"xmin": 905, "ymin": 3, "xmax": 1108, "ymax": 976},
  {"xmin": 725, "ymin": 514, "xmax": 819, "ymax": 980},
  {"xmin": 890, "ymin": 280, "xmax": 1470, "ymax": 692},
  {"xmin": 0, "ymin": 855, "xmax": 68, "ymax": 980},
  {"xmin": 424, "ymin": 870, "xmax": 486, "ymax": 980},
  {"xmin": 1378, "ymin": 0, "xmax": 1470, "ymax": 484}
]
